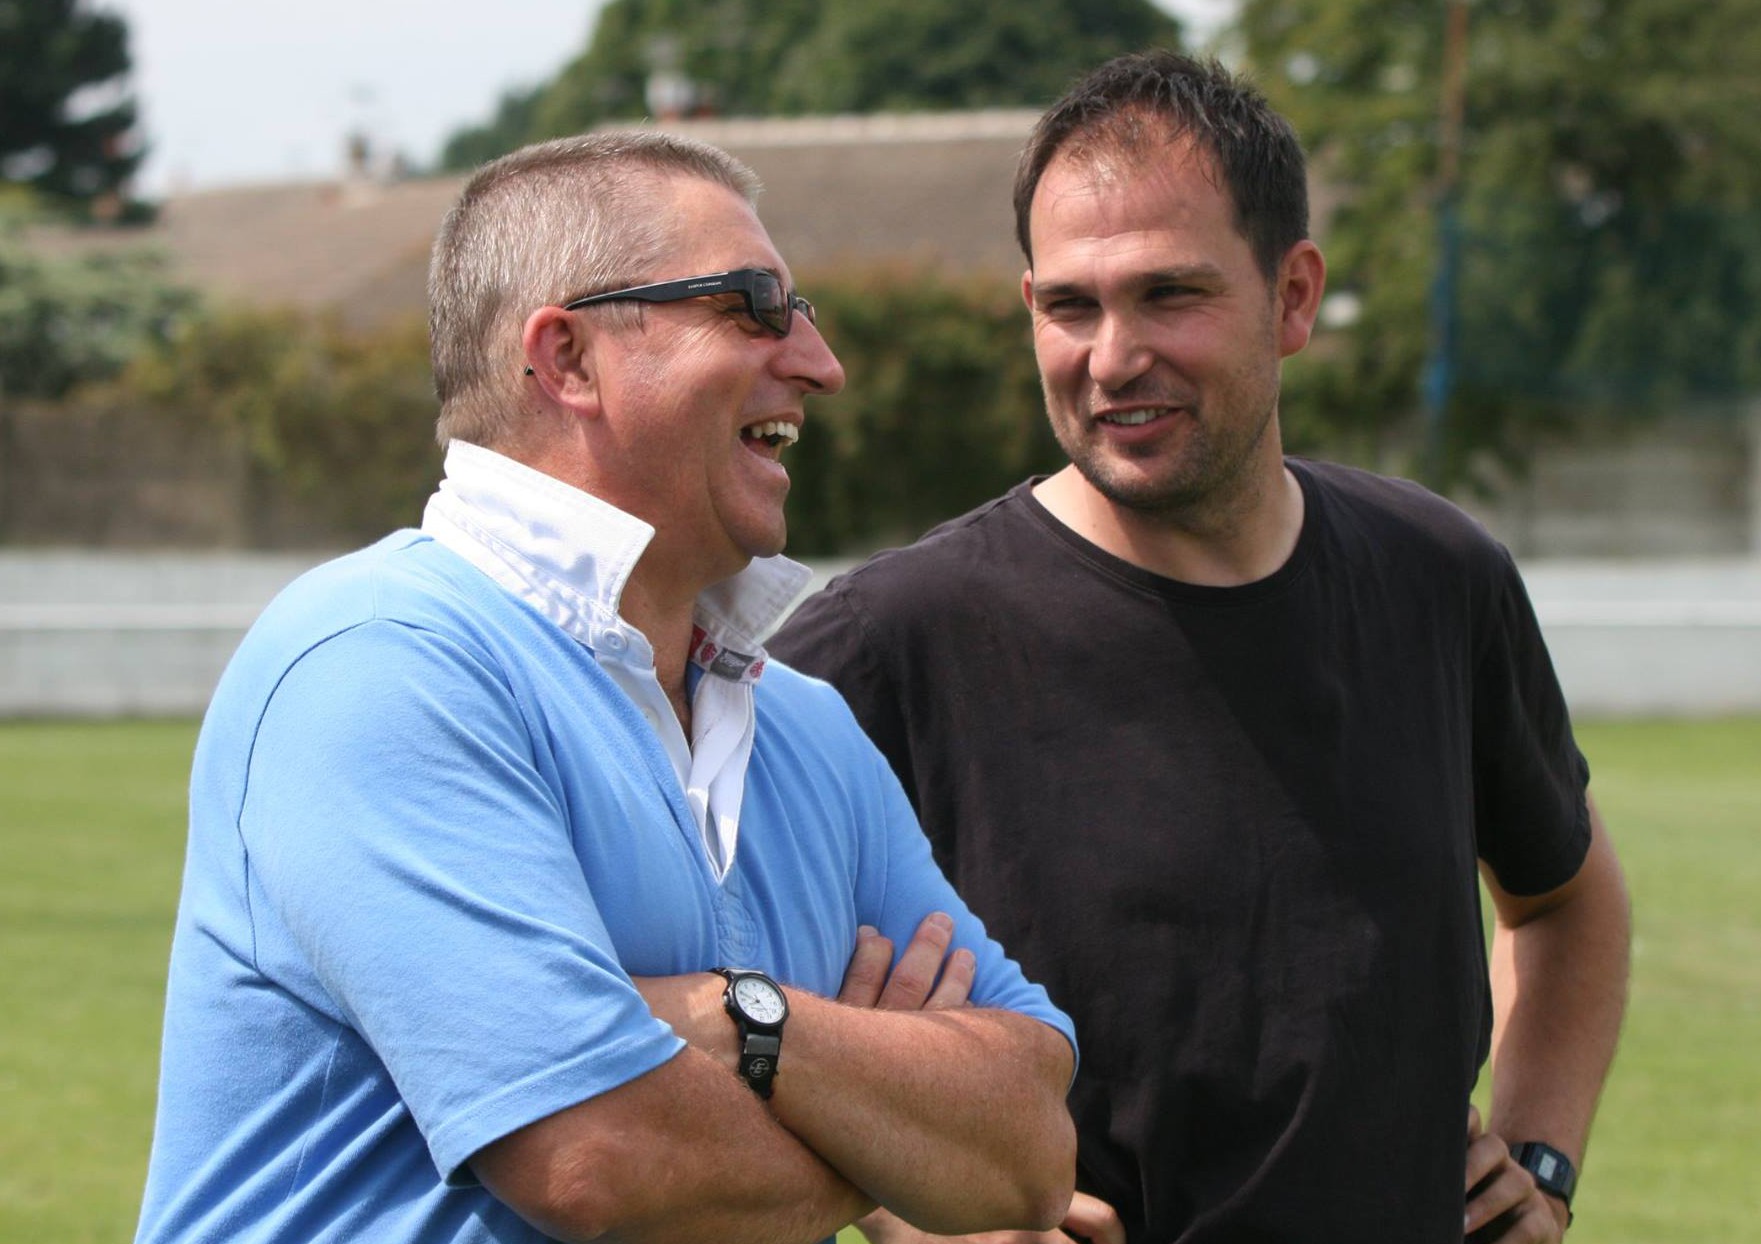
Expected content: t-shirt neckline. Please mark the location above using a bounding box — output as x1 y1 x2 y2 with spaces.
1012 459 1322 606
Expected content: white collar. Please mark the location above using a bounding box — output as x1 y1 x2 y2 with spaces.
420 440 811 681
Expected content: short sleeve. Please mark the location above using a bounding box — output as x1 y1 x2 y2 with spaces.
1471 549 1592 895
239 619 684 1181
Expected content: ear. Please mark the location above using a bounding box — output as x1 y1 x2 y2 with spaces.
1274 240 1327 358
1020 268 1036 315
520 305 602 416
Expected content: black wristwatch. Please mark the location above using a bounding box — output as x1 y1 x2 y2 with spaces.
1510 1141 1577 1225
714 968 788 1099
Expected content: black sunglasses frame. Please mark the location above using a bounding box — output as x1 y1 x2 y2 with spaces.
562 268 815 338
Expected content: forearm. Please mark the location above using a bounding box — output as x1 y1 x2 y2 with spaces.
1487 801 1631 1160
473 1046 872 1244
772 995 1075 1235
637 945 1076 1237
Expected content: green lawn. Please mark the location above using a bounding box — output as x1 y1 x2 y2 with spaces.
1566 719 1761 1241
0 719 195 1244
2 717 1757 1241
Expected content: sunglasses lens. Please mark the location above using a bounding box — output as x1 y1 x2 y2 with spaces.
793 296 816 326
750 274 790 334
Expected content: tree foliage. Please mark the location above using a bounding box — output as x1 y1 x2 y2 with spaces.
91 270 1055 553
1236 0 1761 484
442 0 1180 168
785 264 1061 555
0 0 145 218
118 306 442 541
0 205 195 401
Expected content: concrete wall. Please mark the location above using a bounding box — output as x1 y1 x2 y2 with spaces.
0 552 325 717
4 551 1758 721
1462 409 1760 559
1520 559 1761 718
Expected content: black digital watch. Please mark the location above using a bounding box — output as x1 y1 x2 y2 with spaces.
1510 1141 1578 1226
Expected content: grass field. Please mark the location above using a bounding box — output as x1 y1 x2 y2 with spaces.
2 716 1757 1241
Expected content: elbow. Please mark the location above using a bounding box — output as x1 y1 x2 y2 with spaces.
475 1149 618 1244
946 1100 1078 1235
1021 1108 1080 1231
987 1033 1080 1232
1022 1038 1081 1230
475 1138 676 1244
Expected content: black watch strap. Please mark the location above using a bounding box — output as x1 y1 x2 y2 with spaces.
1510 1141 1577 1224
736 1031 782 1099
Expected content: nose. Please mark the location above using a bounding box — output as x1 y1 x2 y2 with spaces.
782 314 847 396
1088 309 1153 393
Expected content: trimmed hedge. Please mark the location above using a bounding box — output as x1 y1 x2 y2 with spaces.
110 266 1067 553
785 264 1063 555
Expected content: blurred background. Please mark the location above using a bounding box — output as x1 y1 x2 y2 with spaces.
2 0 1758 1239
4 0 1759 717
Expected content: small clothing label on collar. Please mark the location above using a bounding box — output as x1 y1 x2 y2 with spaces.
691 625 766 684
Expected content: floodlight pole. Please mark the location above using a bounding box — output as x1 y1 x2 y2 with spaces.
1420 0 1469 490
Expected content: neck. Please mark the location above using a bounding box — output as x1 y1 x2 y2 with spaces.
620 555 701 679
1035 456 1305 587
618 567 701 735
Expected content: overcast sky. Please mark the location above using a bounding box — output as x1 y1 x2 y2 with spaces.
104 0 1236 196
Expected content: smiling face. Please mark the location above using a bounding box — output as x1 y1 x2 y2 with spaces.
1024 136 1319 527
585 175 845 589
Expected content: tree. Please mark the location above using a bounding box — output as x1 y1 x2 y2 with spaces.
785 263 1062 554
1235 0 1761 485
117 305 442 542
0 0 144 218
0 199 196 541
0 207 195 400
441 0 1181 168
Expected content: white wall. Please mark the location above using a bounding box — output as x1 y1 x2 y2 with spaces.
1520 559 1761 718
2 551 1758 720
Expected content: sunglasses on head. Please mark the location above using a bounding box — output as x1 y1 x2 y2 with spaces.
563 268 816 338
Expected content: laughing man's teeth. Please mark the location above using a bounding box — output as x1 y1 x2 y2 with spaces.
1101 409 1161 426
745 421 800 447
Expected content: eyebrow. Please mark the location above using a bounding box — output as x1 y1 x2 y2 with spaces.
1031 263 1227 301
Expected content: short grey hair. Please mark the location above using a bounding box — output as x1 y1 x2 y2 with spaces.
429 130 762 449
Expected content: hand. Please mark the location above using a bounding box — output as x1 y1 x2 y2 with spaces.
1465 1106 1569 1242
838 913 976 1011
856 1191 1124 1244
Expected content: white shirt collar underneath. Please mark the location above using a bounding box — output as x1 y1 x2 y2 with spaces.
419 439 810 672
419 439 811 880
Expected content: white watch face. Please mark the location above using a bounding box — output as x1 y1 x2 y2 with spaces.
733 976 786 1024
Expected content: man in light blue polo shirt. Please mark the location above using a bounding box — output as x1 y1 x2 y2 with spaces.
135 131 1078 1244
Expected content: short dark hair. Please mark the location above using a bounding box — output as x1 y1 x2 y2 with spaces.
1013 49 1309 279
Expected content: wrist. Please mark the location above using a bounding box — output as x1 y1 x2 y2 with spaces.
715 967 789 1099
1510 1141 1577 1230
1542 1190 1572 1233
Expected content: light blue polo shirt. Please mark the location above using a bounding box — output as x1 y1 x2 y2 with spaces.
135 455 1073 1244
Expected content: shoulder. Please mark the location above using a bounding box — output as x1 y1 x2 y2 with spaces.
260 531 509 641
800 483 1046 619
219 532 521 704
753 659 866 731
1297 458 1510 573
751 659 899 783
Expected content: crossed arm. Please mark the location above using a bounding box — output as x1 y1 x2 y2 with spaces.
471 916 1077 1244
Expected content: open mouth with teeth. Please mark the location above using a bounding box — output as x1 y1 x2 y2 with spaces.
741 420 800 453
1098 409 1166 426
